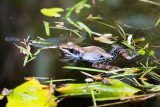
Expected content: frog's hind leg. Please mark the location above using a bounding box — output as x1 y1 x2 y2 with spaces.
117 46 139 60
92 63 120 70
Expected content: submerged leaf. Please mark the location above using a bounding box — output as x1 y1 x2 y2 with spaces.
40 8 64 17
56 79 140 99
6 78 57 107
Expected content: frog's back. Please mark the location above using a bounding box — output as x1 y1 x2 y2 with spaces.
83 46 113 58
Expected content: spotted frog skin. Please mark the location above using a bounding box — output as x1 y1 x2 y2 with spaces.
59 42 139 69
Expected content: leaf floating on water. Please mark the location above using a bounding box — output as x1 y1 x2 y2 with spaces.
6 78 57 107
155 16 160 27
75 3 91 14
50 26 82 38
133 37 145 43
56 79 141 99
121 41 134 49
86 14 103 20
93 34 116 44
149 50 155 56
138 49 146 55
40 8 64 17
65 0 88 18
43 21 50 37
77 21 92 37
23 55 29 67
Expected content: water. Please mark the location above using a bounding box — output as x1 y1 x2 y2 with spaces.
1 0 160 106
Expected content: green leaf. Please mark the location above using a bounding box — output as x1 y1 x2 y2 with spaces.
141 80 153 87
91 89 97 106
6 78 57 107
149 85 160 92
66 17 81 29
77 21 92 36
34 49 41 56
138 49 145 55
19 46 33 58
43 21 50 37
32 41 52 45
75 3 91 13
63 66 116 74
83 4 91 8
50 26 82 38
26 57 36 64
87 14 103 20
149 50 155 56
40 8 64 17
56 80 140 98
155 16 160 27
121 41 134 49
133 37 145 43
63 66 138 75
65 0 87 18
23 55 29 67
44 79 75 83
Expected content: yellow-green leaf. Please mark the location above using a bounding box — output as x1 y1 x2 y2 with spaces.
6 78 57 107
121 41 134 49
43 21 50 37
77 21 92 36
56 79 140 98
149 50 154 56
155 16 160 27
133 37 145 43
138 49 145 55
41 8 64 17
94 34 116 44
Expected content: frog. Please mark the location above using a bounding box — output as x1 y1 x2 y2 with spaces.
59 42 139 69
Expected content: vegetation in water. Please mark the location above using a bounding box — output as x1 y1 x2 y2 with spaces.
2 0 160 107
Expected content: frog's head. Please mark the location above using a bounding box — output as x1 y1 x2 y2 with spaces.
59 42 82 55
59 42 74 52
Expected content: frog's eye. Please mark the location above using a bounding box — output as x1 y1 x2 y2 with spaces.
100 55 104 58
61 47 67 49
69 48 74 53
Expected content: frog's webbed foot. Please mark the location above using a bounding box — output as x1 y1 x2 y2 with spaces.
92 63 120 70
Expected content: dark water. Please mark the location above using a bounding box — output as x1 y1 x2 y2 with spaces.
1 0 160 106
